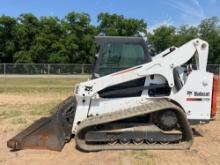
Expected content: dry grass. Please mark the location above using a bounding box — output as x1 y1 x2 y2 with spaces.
0 91 71 131
0 77 86 132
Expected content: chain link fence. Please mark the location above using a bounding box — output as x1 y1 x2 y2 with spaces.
0 63 93 75
0 64 93 89
0 63 219 89
0 63 219 75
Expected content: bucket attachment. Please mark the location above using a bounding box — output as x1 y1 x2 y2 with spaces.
7 96 77 151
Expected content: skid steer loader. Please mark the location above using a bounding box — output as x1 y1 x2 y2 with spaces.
7 36 219 152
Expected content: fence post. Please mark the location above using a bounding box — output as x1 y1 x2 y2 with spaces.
47 64 50 90
3 63 6 80
48 64 50 75
81 64 84 74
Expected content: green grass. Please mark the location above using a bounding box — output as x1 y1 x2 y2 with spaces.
0 76 88 97
0 77 87 91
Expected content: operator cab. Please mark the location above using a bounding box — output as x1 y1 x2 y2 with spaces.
93 36 151 78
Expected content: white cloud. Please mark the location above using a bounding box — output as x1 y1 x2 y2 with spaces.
168 0 205 23
191 0 200 8
149 0 206 32
148 17 174 33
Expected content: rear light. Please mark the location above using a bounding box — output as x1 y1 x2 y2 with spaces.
211 75 219 118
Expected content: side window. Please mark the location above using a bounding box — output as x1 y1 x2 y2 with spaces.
100 43 122 66
118 44 145 67
98 77 146 98
99 43 145 76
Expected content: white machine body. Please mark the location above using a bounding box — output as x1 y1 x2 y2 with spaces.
72 39 215 133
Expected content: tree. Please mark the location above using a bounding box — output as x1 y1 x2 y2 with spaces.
198 17 220 63
13 13 40 63
0 12 219 64
14 50 33 63
32 16 65 63
147 26 176 54
62 12 96 64
97 12 147 36
0 15 17 63
175 25 198 46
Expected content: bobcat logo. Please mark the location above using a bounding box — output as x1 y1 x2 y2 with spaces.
187 91 193 96
187 91 210 97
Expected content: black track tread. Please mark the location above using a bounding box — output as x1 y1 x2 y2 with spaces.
75 99 193 152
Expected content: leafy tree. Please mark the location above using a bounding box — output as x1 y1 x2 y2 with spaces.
147 26 176 54
14 50 33 63
198 17 220 63
14 13 40 63
175 25 199 46
97 12 147 36
0 12 219 65
63 12 96 64
33 16 64 63
0 15 17 63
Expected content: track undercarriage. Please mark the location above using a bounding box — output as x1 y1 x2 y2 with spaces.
75 99 193 151
85 124 182 145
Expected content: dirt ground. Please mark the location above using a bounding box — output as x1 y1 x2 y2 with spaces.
0 91 220 165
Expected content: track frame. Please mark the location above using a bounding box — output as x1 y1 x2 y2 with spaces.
75 99 193 151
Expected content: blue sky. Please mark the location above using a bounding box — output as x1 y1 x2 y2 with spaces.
0 0 219 31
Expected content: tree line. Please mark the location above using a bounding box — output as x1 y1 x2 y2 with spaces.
0 12 219 64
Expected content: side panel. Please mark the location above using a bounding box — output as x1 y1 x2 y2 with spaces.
88 75 167 116
88 97 148 116
171 71 213 120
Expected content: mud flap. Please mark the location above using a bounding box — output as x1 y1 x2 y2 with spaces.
7 96 77 151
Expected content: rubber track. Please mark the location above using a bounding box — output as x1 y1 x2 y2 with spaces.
75 99 193 152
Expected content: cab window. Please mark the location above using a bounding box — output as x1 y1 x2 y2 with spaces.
99 43 145 76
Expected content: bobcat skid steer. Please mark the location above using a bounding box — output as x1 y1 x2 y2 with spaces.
7 36 219 152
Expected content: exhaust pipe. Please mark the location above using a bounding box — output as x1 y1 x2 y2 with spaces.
7 96 77 151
